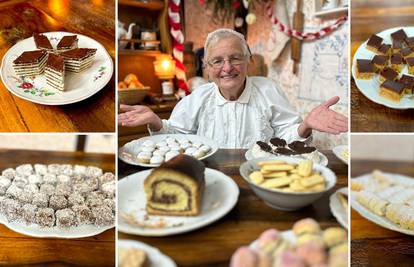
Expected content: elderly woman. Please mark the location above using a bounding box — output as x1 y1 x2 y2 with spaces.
118 28 347 148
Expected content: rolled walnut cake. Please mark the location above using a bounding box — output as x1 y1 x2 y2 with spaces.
144 154 205 216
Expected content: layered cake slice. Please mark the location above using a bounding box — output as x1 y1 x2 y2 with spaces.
406 57 414 75
379 67 399 83
13 50 48 76
45 53 65 91
377 44 392 57
366 34 383 53
144 154 205 216
355 59 375 80
399 74 414 94
57 35 78 52
379 79 405 102
371 55 387 72
390 53 403 72
60 48 97 72
33 33 53 51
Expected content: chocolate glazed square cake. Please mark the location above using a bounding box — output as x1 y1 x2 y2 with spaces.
57 35 78 52
33 33 53 51
45 53 65 91
144 154 205 216
60 48 97 73
13 50 48 76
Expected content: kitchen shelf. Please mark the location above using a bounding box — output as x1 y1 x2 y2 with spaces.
118 49 161 56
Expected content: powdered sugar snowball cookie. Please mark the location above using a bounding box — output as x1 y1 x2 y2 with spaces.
34 164 48 175
17 190 33 204
12 175 28 188
49 194 68 210
192 149 206 159
176 138 189 145
2 168 16 180
0 177 11 195
184 147 198 156
169 144 182 153
56 208 76 228
101 180 115 197
40 183 55 196
85 177 99 191
68 192 85 207
22 203 37 224
58 164 73 176
43 173 57 185
6 183 23 199
165 151 180 161
48 164 60 174
28 174 42 185
124 143 141 155
72 204 93 225
99 172 115 184
92 205 114 226
55 183 72 197
32 192 49 208
142 140 155 148
85 166 103 178
16 164 33 177
74 165 87 176
137 152 151 164
165 137 176 144
35 207 55 227
150 155 164 165
3 198 22 221
86 192 105 208
57 174 71 184
167 141 179 148
155 141 167 148
23 184 39 195
103 198 115 212
199 145 211 154
153 149 167 157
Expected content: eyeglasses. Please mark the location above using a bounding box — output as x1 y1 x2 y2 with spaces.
206 56 247 69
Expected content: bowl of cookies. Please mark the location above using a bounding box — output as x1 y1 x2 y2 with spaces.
239 157 337 211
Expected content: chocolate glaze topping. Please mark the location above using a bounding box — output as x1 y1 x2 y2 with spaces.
367 34 383 48
380 67 399 80
46 53 64 72
57 35 78 49
13 50 47 64
372 55 387 65
33 33 53 49
381 80 404 94
406 57 414 67
357 59 374 73
391 29 408 41
391 53 403 64
60 48 97 60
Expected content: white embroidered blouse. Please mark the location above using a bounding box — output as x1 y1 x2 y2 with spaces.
150 76 308 148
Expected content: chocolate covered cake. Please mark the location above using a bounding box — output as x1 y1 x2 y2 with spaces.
13 50 48 76
380 79 405 102
60 48 97 72
33 33 53 51
144 154 205 216
356 59 375 79
57 35 78 52
45 53 65 91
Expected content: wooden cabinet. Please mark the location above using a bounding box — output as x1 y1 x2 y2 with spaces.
118 0 172 95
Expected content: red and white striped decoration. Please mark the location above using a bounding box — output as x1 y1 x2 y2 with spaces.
168 0 190 95
265 2 347 41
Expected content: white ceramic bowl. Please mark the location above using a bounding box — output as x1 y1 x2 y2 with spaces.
239 156 337 211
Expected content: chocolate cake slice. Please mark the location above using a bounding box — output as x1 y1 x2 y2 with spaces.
57 35 78 52
356 59 375 80
399 74 414 94
379 80 404 102
60 48 97 72
13 50 48 76
366 34 383 52
33 33 53 51
45 53 65 91
144 154 205 216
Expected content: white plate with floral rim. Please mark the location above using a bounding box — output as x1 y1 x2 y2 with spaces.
352 26 414 109
332 145 348 165
118 240 177 267
329 187 348 229
119 134 219 168
0 31 113 105
0 213 114 238
118 168 239 236
351 172 414 235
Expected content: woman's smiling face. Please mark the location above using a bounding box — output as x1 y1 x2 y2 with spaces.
205 36 249 95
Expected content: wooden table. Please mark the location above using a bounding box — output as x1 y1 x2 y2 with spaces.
351 1 414 132
118 149 348 267
0 149 115 266
351 160 414 266
0 1 115 132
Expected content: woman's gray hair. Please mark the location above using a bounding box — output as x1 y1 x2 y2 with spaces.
204 28 251 60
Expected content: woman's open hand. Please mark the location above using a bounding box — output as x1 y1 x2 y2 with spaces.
300 96 348 136
118 104 162 131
